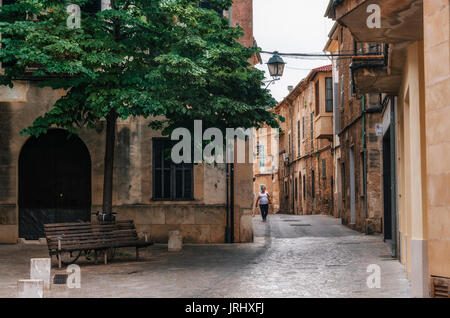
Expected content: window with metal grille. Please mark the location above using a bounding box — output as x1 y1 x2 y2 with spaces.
325 77 333 112
153 139 193 201
368 43 382 55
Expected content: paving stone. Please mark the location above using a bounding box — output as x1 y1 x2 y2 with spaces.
0 214 410 298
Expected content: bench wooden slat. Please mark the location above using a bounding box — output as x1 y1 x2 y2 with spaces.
44 223 134 231
48 235 139 247
44 219 153 267
46 230 137 240
44 220 133 228
48 240 153 255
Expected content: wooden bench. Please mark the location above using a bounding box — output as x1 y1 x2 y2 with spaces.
44 220 153 268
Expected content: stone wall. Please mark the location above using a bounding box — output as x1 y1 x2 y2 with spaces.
334 25 383 233
0 82 252 243
275 69 335 216
423 0 450 280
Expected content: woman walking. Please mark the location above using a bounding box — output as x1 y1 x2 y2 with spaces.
255 185 271 222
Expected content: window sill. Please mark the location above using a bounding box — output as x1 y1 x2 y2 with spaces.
151 199 195 203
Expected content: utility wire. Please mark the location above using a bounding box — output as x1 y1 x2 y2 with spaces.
261 50 359 57
260 50 383 61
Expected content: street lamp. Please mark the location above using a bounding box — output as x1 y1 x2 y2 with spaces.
265 51 286 88
267 51 286 79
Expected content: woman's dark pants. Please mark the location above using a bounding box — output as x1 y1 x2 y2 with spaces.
259 204 269 220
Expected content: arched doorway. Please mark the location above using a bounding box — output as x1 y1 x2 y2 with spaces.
19 129 91 239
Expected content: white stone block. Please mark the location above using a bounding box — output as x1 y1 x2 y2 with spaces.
168 231 182 252
17 279 44 298
30 258 51 290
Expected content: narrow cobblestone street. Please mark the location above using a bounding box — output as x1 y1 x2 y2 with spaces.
0 214 410 298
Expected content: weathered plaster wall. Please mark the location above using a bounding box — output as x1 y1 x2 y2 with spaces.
397 41 429 296
0 82 254 244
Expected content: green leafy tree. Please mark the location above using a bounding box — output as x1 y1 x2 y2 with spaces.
0 0 280 214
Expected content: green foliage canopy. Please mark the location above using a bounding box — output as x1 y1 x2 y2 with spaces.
0 0 280 137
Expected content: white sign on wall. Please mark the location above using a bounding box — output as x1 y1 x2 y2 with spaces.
375 124 383 136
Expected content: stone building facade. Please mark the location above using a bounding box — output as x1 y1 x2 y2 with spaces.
275 66 335 216
0 0 257 244
325 0 450 298
324 25 384 233
253 126 280 215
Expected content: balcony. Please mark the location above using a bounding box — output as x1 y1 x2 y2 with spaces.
314 114 333 140
329 0 423 44
350 43 405 95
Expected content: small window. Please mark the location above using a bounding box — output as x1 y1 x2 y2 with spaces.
325 77 333 112
340 75 344 107
302 116 305 139
315 81 320 115
153 139 193 201
311 170 315 199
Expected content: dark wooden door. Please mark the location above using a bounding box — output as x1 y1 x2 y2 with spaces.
19 129 91 239
383 128 392 241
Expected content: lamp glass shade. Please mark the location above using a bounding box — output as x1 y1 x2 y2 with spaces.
267 52 286 78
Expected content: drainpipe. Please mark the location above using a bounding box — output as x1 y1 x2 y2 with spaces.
390 99 397 258
362 95 368 222
225 162 235 243
225 163 230 243
230 162 235 243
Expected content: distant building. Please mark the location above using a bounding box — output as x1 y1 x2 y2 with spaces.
324 24 384 234
275 65 334 216
253 126 280 215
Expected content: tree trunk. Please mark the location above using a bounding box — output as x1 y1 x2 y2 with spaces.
102 112 117 215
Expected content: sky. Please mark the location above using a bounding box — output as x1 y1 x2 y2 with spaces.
253 0 335 102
